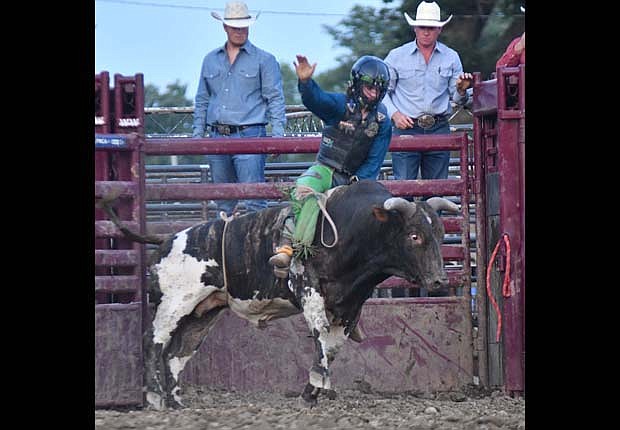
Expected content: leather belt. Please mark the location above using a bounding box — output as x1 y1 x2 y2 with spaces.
410 114 448 130
208 123 266 136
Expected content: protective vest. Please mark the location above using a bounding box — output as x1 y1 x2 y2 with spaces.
316 102 381 176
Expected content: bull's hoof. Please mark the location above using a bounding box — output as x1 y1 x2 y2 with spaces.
298 394 318 408
145 391 165 411
145 391 183 410
322 388 337 400
165 395 185 409
300 383 320 408
297 395 317 408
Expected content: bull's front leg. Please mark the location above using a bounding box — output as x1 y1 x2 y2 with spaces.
299 285 348 406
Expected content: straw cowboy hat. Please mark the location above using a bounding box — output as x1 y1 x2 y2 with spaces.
404 1 452 27
211 1 260 28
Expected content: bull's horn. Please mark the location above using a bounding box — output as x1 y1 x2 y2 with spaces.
426 197 460 214
384 197 416 218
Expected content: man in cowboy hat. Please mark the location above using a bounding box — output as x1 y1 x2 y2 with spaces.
383 1 471 298
192 1 286 216
383 1 471 184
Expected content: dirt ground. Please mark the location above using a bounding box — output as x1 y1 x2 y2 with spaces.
95 384 524 429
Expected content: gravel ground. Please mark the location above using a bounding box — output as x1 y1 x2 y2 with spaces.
95 384 525 429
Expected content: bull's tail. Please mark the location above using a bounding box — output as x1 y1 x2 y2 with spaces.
97 196 164 245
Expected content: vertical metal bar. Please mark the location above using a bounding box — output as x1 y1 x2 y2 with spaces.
472 72 489 388
130 135 145 305
95 72 110 134
459 132 471 300
113 73 145 135
95 72 112 300
496 66 525 394
518 66 526 392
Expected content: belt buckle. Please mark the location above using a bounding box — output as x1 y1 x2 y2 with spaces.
216 124 231 135
417 114 435 129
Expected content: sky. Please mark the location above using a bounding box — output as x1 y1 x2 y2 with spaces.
95 0 391 100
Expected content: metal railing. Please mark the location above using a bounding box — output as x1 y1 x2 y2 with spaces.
144 104 472 138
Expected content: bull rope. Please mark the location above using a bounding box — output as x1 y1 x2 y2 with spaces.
219 211 236 293
295 185 338 248
485 233 512 342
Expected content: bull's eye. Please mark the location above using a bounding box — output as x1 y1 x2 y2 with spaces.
410 233 422 244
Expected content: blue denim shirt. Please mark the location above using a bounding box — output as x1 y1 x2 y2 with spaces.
192 40 286 137
298 79 392 181
383 40 468 119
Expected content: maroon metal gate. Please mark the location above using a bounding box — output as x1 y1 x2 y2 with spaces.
95 73 147 407
472 65 525 395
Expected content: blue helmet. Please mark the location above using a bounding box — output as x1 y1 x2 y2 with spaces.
348 55 390 110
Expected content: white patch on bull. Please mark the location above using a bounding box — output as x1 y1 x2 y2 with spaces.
228 296 300 327
302 288 329 336
146 392 164 410
290 258 304 276
169 355 192 382
309 367 331 390
171 385 184 406
321 325 346 365
301 288 347 369
151 229 223 346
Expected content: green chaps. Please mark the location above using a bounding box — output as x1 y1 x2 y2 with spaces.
290 164 333 257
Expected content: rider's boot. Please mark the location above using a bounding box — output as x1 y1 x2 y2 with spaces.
268 217 295 278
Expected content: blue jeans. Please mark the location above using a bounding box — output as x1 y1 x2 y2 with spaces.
207 125 267 215
391 120 451 180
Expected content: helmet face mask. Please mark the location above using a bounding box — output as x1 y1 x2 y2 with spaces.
348 55 390 110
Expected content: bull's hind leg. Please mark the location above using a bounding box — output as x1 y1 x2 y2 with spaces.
144 325 169 410
300 287 348 406
164 306 226 407
145 306 225 409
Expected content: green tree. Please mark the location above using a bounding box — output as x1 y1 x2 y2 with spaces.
280 62 302 105
145 80 192 108
144 80 197 164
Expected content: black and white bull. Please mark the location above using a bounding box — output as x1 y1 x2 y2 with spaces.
142 180 457 409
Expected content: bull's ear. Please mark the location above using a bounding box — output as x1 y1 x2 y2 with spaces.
372 206 390 222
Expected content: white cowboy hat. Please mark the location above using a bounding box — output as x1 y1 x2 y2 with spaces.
404 1 452 28
211 1 260 28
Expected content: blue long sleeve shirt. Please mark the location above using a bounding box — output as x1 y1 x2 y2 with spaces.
192 40 286 137
383 40 468 119
298 79 392 181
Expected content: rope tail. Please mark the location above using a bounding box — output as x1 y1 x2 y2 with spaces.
97 197 163 245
